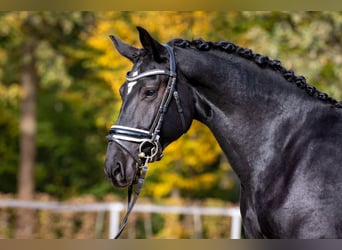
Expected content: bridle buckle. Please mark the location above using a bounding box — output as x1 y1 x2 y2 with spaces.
138 138 161 162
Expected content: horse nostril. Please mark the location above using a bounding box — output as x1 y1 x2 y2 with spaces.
113 160 124 178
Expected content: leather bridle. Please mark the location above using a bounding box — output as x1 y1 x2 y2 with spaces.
106 44 186 162
106 44 185 238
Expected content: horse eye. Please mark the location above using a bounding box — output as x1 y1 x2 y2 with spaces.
145 89 157 97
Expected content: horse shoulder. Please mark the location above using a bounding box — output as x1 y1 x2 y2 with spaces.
243 108 342 238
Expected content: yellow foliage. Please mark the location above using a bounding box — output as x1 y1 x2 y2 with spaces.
145 121 224 198
0 84 21 102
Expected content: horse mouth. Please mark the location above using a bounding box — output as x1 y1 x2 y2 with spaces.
109 175 131 188
111 178 129 188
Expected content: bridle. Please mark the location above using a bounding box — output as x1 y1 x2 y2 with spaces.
106 44 186 238
107 44 186 162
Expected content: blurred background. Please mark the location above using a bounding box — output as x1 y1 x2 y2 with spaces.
0 11 342 239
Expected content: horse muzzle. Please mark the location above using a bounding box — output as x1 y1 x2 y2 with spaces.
104 129 163 188
104 142 138 188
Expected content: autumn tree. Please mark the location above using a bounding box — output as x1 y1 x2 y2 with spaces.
0 11 97 238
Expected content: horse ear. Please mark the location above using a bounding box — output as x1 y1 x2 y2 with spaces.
109 35 140 62
137 26 166 63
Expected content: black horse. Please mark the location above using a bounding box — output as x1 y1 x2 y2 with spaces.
104 26 342 238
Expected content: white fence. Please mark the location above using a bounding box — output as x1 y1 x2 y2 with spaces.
0 199 241 239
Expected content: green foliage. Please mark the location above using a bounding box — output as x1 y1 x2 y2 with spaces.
1 11 342 202
0 11 112 198
0 84 20 192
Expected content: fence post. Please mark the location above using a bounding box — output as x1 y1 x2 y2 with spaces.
193 209 202 238
230 209 242 239
108 202 124 239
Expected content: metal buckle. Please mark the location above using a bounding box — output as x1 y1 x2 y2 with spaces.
138 138 160 161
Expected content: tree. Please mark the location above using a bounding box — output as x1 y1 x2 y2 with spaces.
0 11 98 238
16 34 39 238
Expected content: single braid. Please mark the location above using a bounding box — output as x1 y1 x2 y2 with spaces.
171 38 341 108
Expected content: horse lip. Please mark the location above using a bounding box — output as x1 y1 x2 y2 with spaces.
110 178 128 188
109 173 130 188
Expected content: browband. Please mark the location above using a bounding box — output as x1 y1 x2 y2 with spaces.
126 69 175 82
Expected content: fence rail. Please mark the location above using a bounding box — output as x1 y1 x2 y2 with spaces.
0 199 241 239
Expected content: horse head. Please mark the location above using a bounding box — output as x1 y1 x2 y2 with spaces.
104 27 194 187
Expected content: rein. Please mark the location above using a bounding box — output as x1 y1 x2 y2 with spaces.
106 44 185 238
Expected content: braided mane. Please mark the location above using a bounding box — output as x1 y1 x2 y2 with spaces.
170 38 342 108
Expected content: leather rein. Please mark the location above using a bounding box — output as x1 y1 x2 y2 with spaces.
106 44 185 238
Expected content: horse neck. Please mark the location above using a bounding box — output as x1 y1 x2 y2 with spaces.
176 47 319 184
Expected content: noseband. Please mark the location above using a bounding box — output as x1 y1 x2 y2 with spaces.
106 44 186 238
